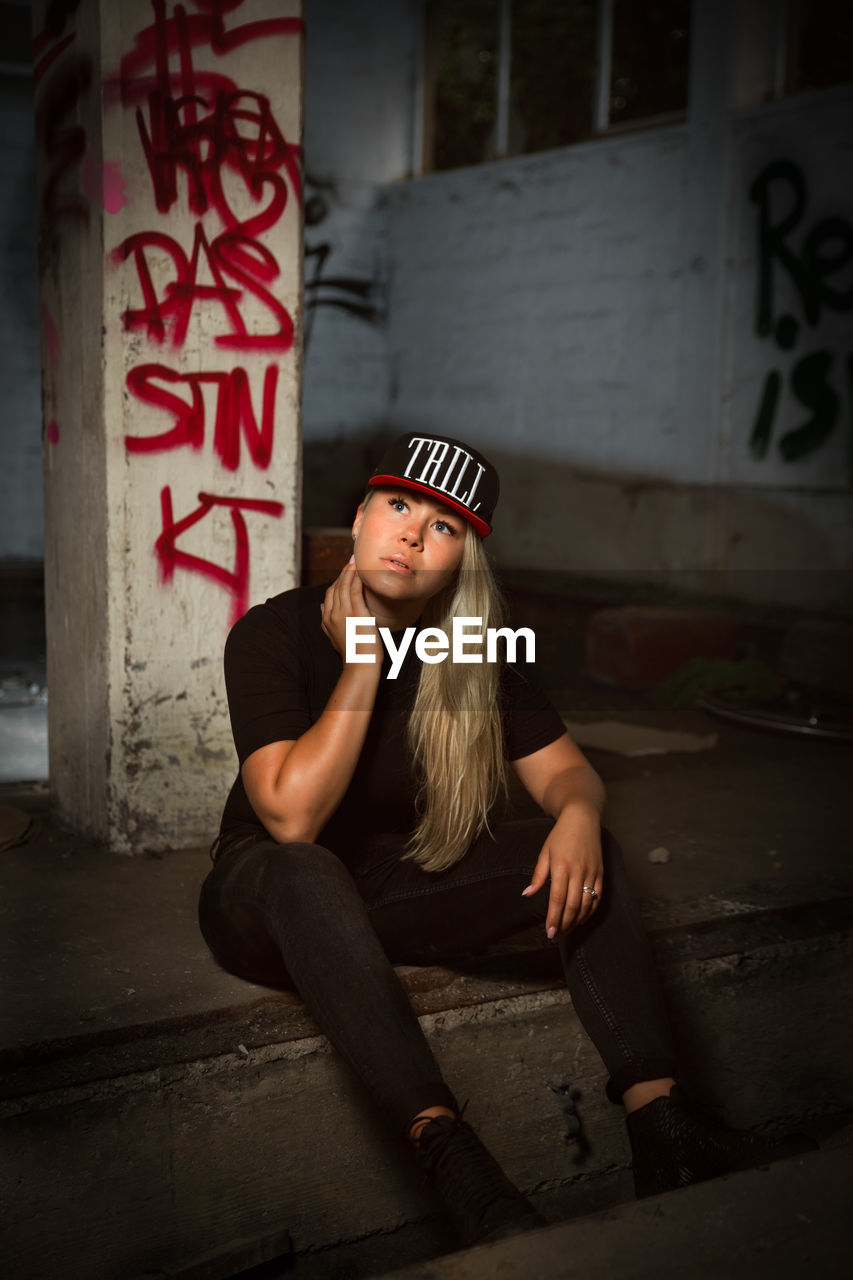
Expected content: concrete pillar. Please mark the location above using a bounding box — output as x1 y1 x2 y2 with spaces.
33 0 304 852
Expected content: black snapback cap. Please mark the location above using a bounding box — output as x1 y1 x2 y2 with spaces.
369 433 499 537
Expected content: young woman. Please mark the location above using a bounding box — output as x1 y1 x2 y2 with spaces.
199 433 808 1248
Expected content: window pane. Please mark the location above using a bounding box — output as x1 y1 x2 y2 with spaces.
610 0 691 126
510 0 597 154
426 0 500 172
787 0 853 94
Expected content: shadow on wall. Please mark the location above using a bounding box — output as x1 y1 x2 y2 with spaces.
302 430 396 528
303 436 851 614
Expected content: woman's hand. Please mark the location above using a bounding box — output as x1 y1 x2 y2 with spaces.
511 733 607 938
523 802 604 936
320 556 378 664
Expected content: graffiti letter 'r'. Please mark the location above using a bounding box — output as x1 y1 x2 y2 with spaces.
748 160 853 476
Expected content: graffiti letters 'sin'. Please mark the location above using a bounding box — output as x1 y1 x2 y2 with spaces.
749 160 852 474
155 487 285 625
125 363 278 470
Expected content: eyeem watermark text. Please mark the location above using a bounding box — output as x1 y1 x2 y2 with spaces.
346 617 536 679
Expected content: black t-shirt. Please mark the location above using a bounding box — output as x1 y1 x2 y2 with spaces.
220 583 566 853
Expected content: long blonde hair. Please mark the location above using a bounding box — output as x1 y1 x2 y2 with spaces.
357 489 508 872
405 525 509 873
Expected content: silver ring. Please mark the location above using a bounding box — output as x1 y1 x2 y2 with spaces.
582 886 599 898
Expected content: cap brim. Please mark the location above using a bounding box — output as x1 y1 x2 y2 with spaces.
369 475 491 537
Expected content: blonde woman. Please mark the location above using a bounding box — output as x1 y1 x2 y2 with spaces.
199 433 809 1247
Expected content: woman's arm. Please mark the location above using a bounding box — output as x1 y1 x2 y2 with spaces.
511 732 606 938
241 561 382 844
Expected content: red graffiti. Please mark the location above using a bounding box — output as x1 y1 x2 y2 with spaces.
115 222 293 350
155 486 284 624
116 0 302 230
113 3 302 622
125 362 278 470
140 89 298 236
119 0 304 94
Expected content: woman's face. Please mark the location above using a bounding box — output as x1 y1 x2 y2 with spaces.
352 487 467 609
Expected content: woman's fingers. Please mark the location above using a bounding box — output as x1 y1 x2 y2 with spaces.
570 872 602 930
548 849 603 937
577 861 604 927
321 570 347 633
321 557 372 656
521 846 550 898
329 559 370 624
570 855 602 927
547 868 571 938
556 866 597 935
339 559 368 616
524 832 604 940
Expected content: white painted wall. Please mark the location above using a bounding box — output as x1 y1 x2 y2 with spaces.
386 129 690 474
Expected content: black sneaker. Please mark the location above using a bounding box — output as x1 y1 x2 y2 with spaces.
628 1086 818 1198
415 1114 546 1246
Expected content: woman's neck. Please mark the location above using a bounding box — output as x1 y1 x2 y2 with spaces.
362 586 424 632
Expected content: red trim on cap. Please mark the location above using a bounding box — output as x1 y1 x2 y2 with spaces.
369 475 492 537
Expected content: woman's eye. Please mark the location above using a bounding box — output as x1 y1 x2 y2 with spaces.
389 497 408 512
434 520 456 536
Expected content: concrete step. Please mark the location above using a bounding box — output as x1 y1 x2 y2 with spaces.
377 1141 853 1280
2 883 851 1280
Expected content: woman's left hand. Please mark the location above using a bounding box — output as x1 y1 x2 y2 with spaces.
522 802 603 937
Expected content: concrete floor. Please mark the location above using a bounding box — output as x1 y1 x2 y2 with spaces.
0 675 47 783
377 1141 853 1280
0 578 47 783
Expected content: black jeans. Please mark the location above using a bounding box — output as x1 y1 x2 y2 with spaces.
198 820 676 1134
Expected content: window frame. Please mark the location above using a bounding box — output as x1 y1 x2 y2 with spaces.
415 0 693 176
